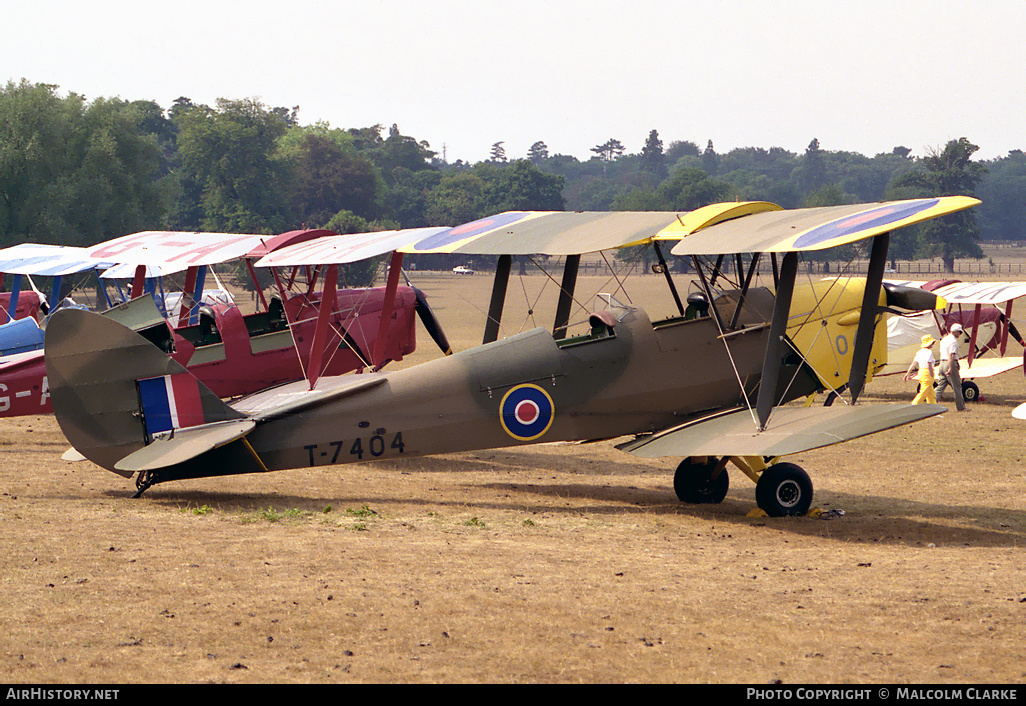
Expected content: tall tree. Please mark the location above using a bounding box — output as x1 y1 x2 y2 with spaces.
490 141 507 162
656 167 731 210
171 97 293 233
639 129 667 180
701 140 718 176
666 140 700 161
0 81 164 246
797 138 828 199
891 137 986 270
279 126 384 226
977 150 1026 241
527 141 549 164
591 138 625 162
486 160 565 212
425 170 488 226
372 124 436 183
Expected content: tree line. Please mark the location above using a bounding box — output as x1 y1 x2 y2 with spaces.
2 79 1021 274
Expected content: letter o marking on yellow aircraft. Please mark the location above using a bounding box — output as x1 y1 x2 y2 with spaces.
500 383 555 441
836 334 849 355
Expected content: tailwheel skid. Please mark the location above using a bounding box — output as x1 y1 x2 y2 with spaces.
133 470 155 498
673 455 814 517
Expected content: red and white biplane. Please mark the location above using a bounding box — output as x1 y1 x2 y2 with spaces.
883 279 1026 401
0 228 446 416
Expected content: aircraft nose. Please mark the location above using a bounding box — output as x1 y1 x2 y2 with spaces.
882 283 946 311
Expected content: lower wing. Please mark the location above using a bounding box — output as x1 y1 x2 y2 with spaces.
619 404 946 459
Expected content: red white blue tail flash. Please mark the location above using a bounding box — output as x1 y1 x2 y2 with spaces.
139 374 205 435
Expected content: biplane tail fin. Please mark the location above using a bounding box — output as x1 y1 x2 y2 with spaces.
45 308 247 477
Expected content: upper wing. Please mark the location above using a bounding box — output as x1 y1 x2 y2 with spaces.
248 198 978 261
253 227 449 267
85 231 272 272
927 281 1026 306
669 197 980 255
887 280 1026 306
653 201 783 239
401 211 687 256
0 243 115 276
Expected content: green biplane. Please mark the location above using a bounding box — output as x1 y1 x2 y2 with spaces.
45 197 978 516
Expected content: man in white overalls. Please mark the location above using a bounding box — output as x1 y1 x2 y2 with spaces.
935 323 967 411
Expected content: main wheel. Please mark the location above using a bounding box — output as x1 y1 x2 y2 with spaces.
673 457 729 504
755 462 813 517
961 380 980 402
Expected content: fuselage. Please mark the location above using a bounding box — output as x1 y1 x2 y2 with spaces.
47 278 891 487
167 288 788 481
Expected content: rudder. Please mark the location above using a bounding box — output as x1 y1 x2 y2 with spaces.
45 308 245 476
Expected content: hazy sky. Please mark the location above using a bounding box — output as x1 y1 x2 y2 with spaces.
4 0 1023 163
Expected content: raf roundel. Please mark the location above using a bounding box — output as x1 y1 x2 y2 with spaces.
499 384 555 441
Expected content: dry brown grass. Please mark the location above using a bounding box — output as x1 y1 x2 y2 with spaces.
0 264 1024 684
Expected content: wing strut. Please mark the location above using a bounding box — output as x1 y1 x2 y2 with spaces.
372 250 405 369
848 233 889 403
1000 299 1013 356
179 265 198 326
729 254 762 330
653 241 684 315
483 254 512 344
691 255 727 333
552 254 580 340
46 275 62 315
130 264 146 300
967 303 982 367
244 258 270 312
709 254 726 287
305 262 338 390
755 251 798 430
5 274 20 323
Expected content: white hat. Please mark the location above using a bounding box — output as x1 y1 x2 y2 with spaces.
950 323 963 333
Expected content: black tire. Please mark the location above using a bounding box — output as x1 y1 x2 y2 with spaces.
961 380 980 403
673 458 729 504
755 462 813 517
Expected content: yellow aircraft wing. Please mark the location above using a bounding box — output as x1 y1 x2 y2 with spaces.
396 197 978 257
653 201 782 240
669 197 980 255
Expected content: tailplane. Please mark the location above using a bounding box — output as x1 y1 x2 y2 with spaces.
45 308 245 476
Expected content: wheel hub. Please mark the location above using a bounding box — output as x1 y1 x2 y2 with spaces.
776 479 802 508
